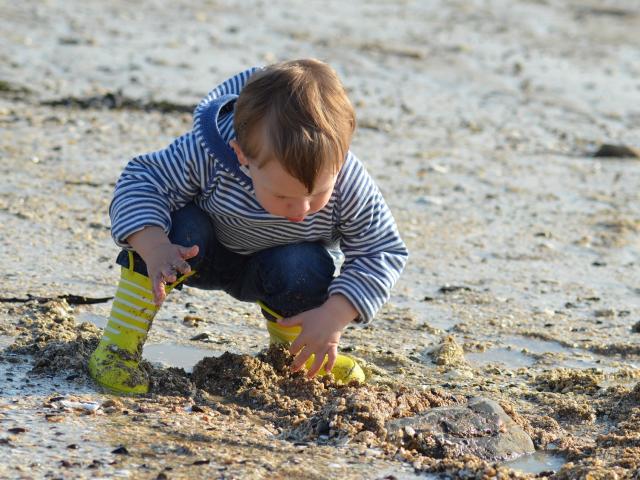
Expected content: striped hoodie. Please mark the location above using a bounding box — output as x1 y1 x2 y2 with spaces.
110 68 408 323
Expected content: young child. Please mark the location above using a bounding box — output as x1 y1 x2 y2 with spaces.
88 59 408 394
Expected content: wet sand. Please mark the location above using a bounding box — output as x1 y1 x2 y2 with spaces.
1 0 640 478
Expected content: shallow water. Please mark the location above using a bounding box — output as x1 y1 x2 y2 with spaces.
504 335 570 355
143 342 222 372
78 312 227 372
466 335 623 372
466 347 536 368
0 340 131 479
76 311 108 329
502 450 566 474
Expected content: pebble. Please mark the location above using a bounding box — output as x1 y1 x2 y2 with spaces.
111 446 129 455
593 144 640 158
59 400 101 413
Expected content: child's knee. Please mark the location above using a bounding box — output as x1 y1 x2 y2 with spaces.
168 203 215 265
260 243 335 293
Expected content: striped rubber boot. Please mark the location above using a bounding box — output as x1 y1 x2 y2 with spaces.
88 252 193 395
259 301 365 383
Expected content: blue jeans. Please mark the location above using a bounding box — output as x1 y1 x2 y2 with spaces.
116 203 336 317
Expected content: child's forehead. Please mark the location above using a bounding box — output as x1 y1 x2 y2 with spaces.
260 159 338 195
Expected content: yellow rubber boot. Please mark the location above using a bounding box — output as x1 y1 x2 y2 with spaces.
259 301 365 383
88 252 192 395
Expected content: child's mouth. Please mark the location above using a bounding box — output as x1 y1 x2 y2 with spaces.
286 216 305 222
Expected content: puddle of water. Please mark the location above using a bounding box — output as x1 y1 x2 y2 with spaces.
373 467 439 479
0 346 133 478
143 343 221 372
466 347 535 368
504 335 569 355
63 314 225 373
76 311 108 329
496 336 621 372
502 451 566 474
559 357 615 372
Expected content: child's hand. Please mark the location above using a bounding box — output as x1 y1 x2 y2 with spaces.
142 243 199 305
126 226 199 305
277 294 358 378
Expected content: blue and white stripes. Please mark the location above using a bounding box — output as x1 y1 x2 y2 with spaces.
110 68 408 323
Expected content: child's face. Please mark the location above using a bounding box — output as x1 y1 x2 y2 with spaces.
230 140 336 222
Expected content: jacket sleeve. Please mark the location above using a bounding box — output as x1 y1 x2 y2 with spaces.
328 153 408 324
109 131 213 248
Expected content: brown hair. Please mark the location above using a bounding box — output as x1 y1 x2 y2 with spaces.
234 59 356 192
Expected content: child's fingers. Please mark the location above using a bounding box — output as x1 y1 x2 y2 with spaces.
172 258 192 275
289 335 305 357
306 352 325 378
160 266 177 284
179 245 199 260
324 347 337 374
291 347 312 372
152 274 166 306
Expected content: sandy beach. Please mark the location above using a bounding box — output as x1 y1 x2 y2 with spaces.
1 0 640 478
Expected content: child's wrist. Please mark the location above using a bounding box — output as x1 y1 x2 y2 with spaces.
127 227 171 257
324 294 358 327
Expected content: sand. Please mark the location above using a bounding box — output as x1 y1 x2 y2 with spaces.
1 0 640 478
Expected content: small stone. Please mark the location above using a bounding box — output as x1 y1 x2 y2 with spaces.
45 415 64 423
190 332 211 341
111 446 129 455
430 336 467 367
439 285 471 294
183 315 204 327
105 399 125 410
593 144 640 158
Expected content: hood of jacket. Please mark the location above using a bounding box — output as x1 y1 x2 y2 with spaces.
193 93 253 188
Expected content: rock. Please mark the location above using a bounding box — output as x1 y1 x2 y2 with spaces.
111 446 129 455
430 336 467 367
438 285 472 294
386 397 534 461
594 308 616 318
592 144 640 158
183 315 204 327
190 332 211 341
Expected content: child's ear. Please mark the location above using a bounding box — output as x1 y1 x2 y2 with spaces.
230 140 249 167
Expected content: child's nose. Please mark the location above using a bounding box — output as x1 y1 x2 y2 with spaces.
289 199 311 216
